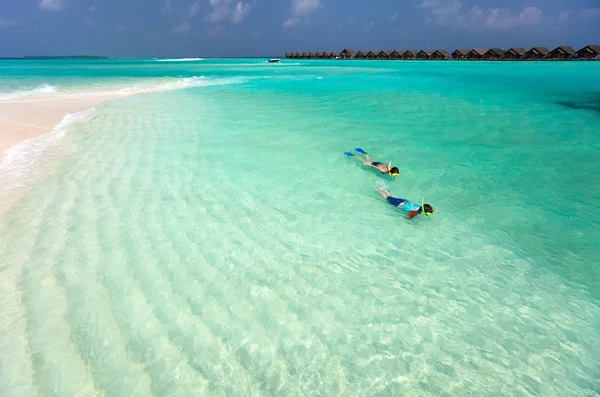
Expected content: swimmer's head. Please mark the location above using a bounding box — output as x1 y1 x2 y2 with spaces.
422 204 434 215
389 166 400 176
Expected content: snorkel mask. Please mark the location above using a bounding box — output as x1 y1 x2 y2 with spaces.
387 162 400 177
421 197 434 217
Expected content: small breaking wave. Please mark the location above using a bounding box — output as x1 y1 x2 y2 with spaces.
75 76 247 97
0 108 95 191
0 84 58 101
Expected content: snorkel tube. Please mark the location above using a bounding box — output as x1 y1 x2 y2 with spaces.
421 197 434 217
387 162 400 177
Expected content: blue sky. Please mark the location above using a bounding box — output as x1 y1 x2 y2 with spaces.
0 0 599 57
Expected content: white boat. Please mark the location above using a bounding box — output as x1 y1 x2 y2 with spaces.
267 58 281 63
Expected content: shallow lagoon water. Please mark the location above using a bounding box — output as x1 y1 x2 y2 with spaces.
0 59 599 396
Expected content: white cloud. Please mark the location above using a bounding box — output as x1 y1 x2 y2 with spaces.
581 8 600 19
173 21 191 33
558 10 570 22
283 17 300 27
207 0 250 23
39 0 64 11
390 14 398 21
282 0 322 28
417 0 543 29
364 21 375 32
291 0 321 16
232 2 250 23
485 7 542 29
189 1 200 17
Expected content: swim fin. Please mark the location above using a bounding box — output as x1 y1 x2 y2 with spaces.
355 148 367 154
344 152 354 156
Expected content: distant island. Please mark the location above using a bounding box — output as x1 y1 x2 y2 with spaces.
23 56 108 59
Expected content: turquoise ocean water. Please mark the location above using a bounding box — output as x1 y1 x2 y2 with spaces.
1 59 600 396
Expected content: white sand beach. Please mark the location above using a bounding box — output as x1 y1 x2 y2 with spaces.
0 92 129 164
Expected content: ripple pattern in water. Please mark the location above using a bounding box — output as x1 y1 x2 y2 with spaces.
1 61 600 396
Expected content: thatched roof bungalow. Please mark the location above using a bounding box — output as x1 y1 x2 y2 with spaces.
331 51 341 59
466 48 487 60
403 50 418 60
389 50 405 59
314 52 322 58
547 46 575 59
366 50 378 59
355 50 369 59
341 48 357 59
416 50 433 59
484 48 505 60
377 50 391 59
575 45 600 59
502 48 525 59
523 47 549 59
451 49 469 60
432 50 449 60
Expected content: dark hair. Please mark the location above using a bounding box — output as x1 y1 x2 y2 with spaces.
390 166 400 174
423 204 433 214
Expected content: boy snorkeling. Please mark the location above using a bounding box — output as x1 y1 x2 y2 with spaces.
374 186 437 219
344 148 400 177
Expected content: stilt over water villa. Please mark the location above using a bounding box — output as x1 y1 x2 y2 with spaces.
484 48 505 60
284 45 600 61
416 50 433 59
523 47 549 59
403 50 418 60
547 46 575 59
466 48 487 60
451 49 470 60
503 48 526 59
576 45 600 59
432 50 449 59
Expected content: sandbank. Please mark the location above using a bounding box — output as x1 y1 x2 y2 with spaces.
0 92 129 164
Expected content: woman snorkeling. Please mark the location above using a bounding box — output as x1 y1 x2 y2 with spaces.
344 148 400 177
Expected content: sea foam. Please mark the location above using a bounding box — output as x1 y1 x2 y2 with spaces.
0 108 95 190
0 84 58 101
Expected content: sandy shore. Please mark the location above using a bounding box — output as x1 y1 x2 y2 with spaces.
0 92 129 165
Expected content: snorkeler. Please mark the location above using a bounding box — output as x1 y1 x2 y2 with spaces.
374 186 437 219
344 148 400 177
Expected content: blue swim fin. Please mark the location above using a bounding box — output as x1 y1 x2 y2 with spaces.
344 152 354 156
355 148 367 154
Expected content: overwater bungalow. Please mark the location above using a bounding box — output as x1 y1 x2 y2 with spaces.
314 52 322 58
416 50 433 59
403 50 418 60
340 49 357 59
390 50 405 60
484 48 505 60
377 50 391 60
575 45 600 59
355 50 369 59
431 50 449 60
523 47 549 60
366 51 378 59
547 46 575 59
502 48 525 59
331 51 341 59
451 49 469 60
466 48 487 60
